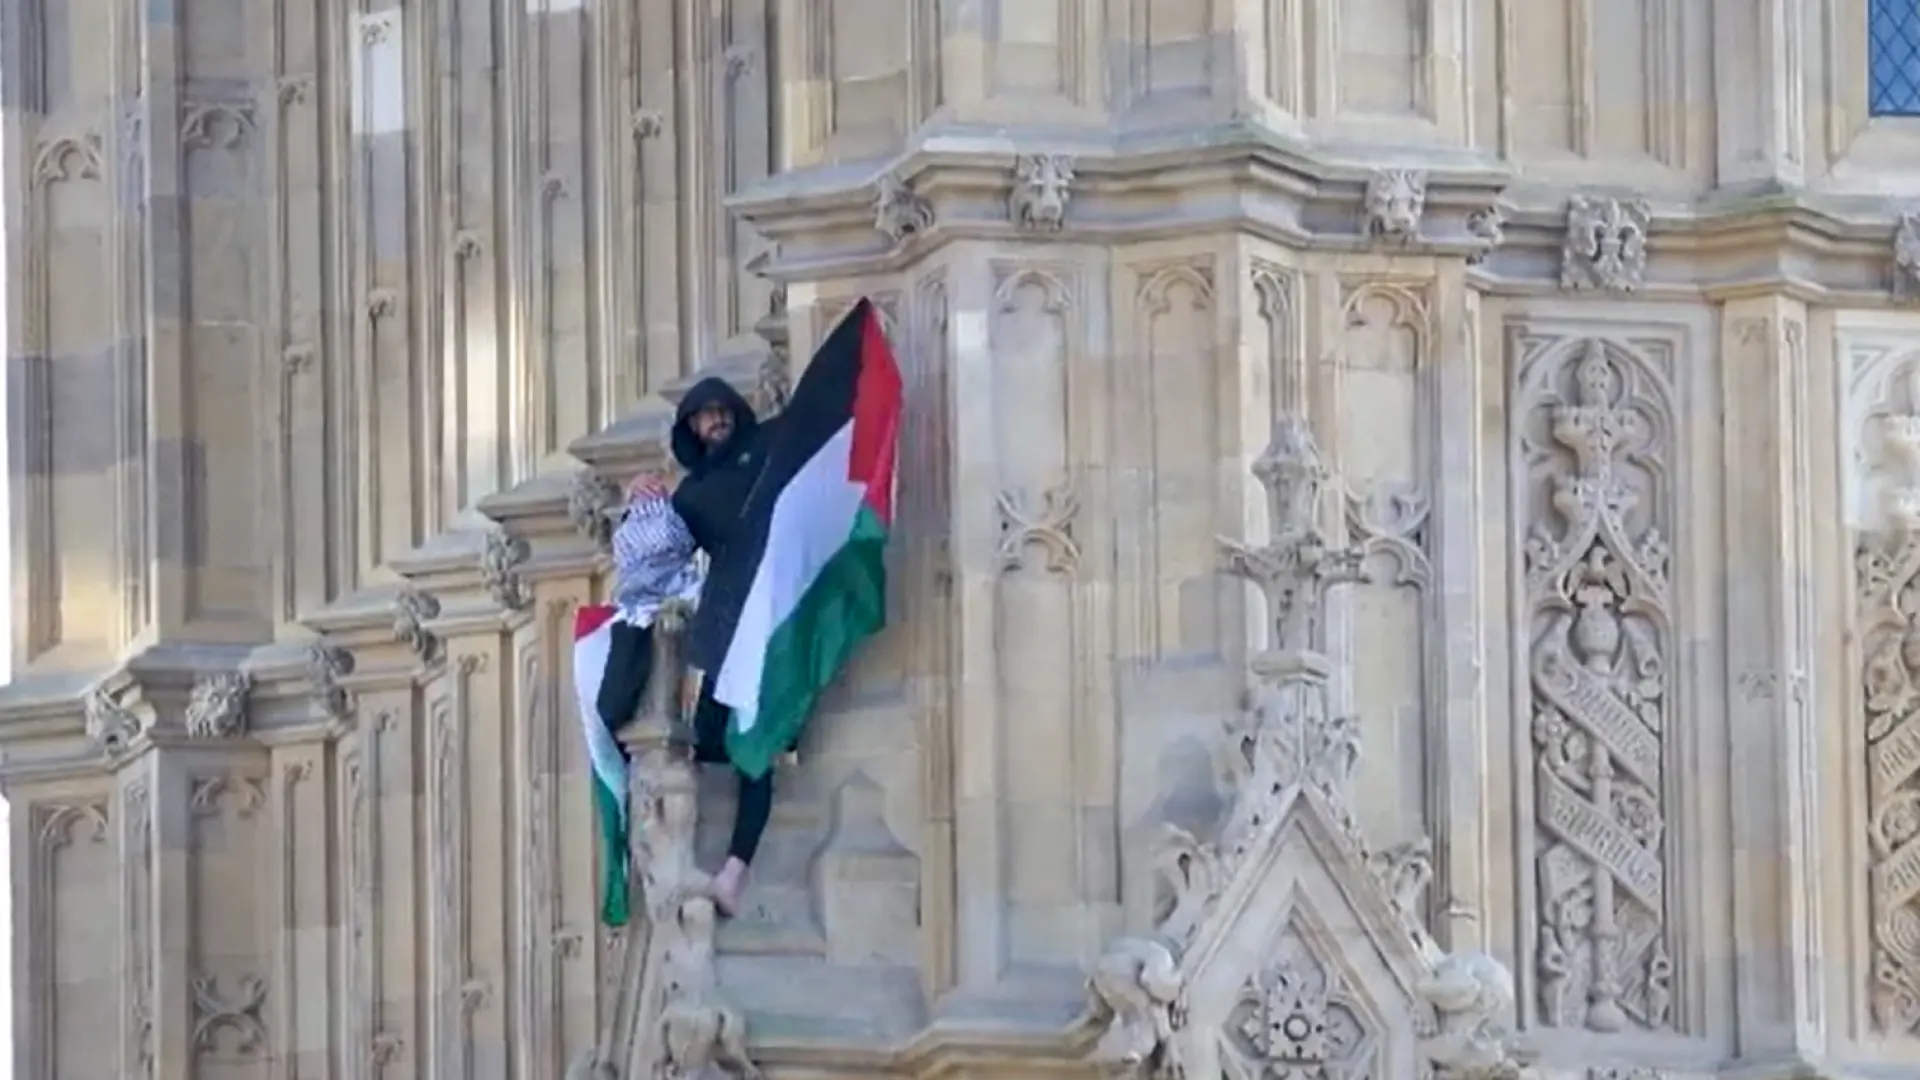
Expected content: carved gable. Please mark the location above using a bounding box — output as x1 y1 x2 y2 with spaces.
1086 416 1525 1080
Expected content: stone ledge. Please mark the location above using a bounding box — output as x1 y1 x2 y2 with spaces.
733 120 1916 305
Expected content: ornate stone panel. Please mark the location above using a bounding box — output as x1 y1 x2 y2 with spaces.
1846 324 1920 1041
1504 313 1721 1042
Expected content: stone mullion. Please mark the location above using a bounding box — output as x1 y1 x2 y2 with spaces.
1712 0 1804 187
148 753 196 1080
1426 269 1490 952
271 739 336 1079
140 0 192 640
1721 296 1826 1060
941 253 1010 991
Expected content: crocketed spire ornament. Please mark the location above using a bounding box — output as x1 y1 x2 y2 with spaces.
1220 415 1366 658
1084 412 1528 1080
1217 417 1369 823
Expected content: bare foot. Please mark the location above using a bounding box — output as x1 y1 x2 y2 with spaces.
710 857 749 918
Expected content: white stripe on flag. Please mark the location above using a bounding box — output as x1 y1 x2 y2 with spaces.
573 616 627 817
713 423 866 731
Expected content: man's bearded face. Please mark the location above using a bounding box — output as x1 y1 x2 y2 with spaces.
691 403 732 447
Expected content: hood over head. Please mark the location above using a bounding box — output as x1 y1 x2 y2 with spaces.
671 376 759 471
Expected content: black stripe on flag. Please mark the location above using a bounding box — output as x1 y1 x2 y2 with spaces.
688 298 878 674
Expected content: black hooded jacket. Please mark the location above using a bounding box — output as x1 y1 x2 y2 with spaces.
670 377 774 557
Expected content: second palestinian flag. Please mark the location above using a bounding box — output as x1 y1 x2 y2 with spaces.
697 298 903 780
572 604 631 926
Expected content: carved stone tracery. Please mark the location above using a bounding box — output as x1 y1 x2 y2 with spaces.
1519 338 1674 1033
998 481 1081 574
1220 933 1373 1080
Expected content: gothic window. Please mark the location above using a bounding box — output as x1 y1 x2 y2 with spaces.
1871 0 1920 116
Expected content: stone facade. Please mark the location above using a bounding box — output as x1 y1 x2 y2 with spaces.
2 0 1918 1077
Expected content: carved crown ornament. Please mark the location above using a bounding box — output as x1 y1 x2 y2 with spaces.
1084 414 1526 1080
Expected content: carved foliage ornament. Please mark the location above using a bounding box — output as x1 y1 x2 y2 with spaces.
1857 357 1920 1032
1362 169 1427 245
394 587 444 665
306 642 355 719
873 171 934 245
568 469 623 551
185 672 252 739
85 687 146 756
481 529 532 611
1895 212 1920 305
1560 196 1651 294
1011 153 1076 232
1519 338 1674 1032
1466 205 1507 266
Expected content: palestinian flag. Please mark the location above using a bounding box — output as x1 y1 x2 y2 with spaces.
572 604 631 926
696 298 903 780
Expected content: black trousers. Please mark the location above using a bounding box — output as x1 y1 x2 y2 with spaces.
595 620 772 865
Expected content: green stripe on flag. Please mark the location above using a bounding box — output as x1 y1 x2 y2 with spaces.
593 779 631 926
726 506 889 780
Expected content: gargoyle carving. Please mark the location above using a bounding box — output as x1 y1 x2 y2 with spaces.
1087 935 1185 1079
1419 951 1523 1080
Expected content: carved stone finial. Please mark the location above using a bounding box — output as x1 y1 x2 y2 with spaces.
1011 153 1076 232
872 171 934 245
393 588 443 665
1419 951 1524 1080
1219 415 1366 656
1560 195 1650 293
1363 168 1427 244
481 529 532 611
1466 205 1507 266
567 469 622 551
84 687 145 757
1895 211 1920 304
184 672 252 739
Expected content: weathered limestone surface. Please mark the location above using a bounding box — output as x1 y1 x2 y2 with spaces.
2 1 1918 1078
